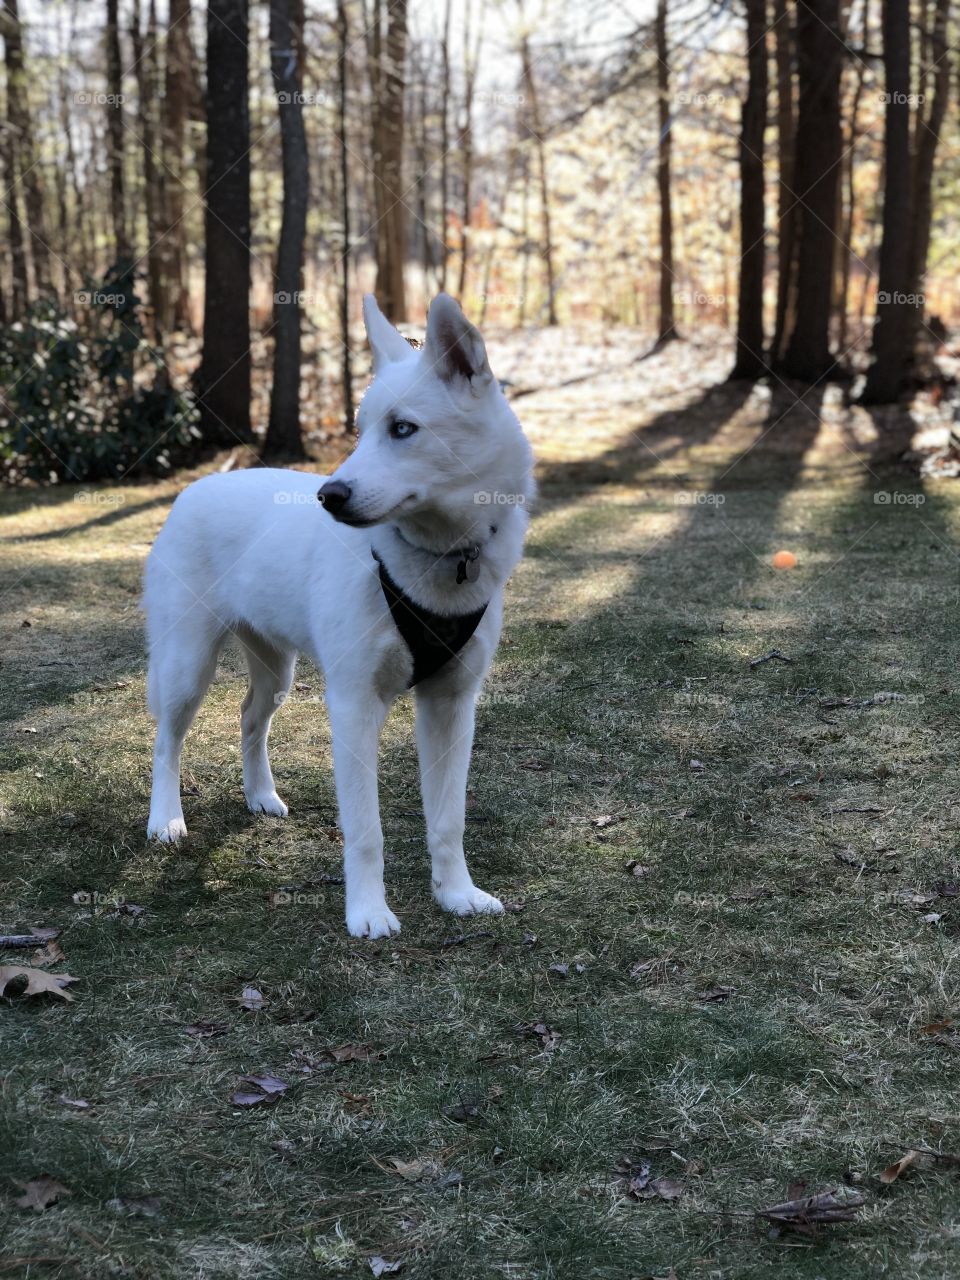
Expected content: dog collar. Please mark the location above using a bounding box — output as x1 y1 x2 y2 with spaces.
391 524 496 585
372 551 488 687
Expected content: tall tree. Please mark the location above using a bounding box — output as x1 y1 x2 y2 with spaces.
337 0 354 431
105 0 129 264
263 0 309 459
162 0 196 333
457 0 481 300
861 0 912 403
196 0 252 444
368 0 408 320
777 0 841 382
730 0 768 379
655 0 677 344
130 0 166 338
770 0 795 362
4 0 52 294
905 0 951 361
519 29 557 324
1 4 28 314
438 0 453 291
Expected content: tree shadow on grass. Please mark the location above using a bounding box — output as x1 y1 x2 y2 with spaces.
0 492 173 543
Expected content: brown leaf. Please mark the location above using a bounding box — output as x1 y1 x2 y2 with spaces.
338 1089 370 1113
369 1258 403 1277
625 860 653 878
15 1176 71 1211
880 1150 921 1184
514 1021 561 1051
920 1019 953 1035
238 1073 288 1096
0 966 78 1002
31 941 65 968
57 1096 90 1110
240 986 266 1011
107 1194 162 1218
184 1020 228 1038
379 1156 435 1182
323 1043 384 1063
757 1188 866 1233
695 985 736 1003
230 1090 273 1108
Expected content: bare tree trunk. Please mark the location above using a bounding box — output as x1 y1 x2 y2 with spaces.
1 11 28 313
4 0 53 295
163 0 195 332
770 0 796 362
905 0 951 359
655 0 677 344
777 0 842 382
130 0 166 339
196 0 251 444
861 0 913 403
837 5 868 355
337 0 354 431
519 32 556 325
264 0 309 459
457 0 480 301
369 0 408 320
731 0 768 378
105 0 129 263
438 0 452 291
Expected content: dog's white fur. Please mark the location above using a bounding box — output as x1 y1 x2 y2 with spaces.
143 293 533 938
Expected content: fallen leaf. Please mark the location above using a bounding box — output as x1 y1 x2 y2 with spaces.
230 1090 273 1108
241 986 266 1011
369 1259 403 1277
322 1043 384 1063
922 912 943 925
0 966 78 1002
15 1176 71 1211
379 1156 435 1181
756 1187 866 1234
442 1098 484 1123
514 1021 561 1051
31 941 65 968
689 759 706 771
548 963 569 980
920 1019 953 1035
880 1150 921 1184
238 1073 288 1096
650 1177 684 1200
57 1096 89 1110
592 815 618 828
107 1194 162 1218
338 1089 370 1113
184 1020 228 1038
625 860 652 877
695 986 736 1003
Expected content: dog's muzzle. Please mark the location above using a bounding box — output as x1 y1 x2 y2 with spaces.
317 480 352 518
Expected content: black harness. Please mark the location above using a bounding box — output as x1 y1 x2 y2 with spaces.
373 551 488 688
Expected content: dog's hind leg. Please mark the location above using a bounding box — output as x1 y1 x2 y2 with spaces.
238 629 295 817
146 614 224 842
415 687 504 917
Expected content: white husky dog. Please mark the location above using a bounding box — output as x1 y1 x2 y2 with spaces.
144 293 534 938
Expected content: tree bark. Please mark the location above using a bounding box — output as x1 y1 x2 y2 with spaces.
777 0 842 382
904 0 951 360
655 0 677 344
770 0 796 361
731 0 768 379
861 0 913 403
438 0 452 291
337 0 354 431
105 0 129 264
264 0 309 459
519 32 556 324
162 0 195 332
130 0 166 339
369 0 408 320
196 0 252 444
4 0 52 294
457 0 480 302
1 3 28 314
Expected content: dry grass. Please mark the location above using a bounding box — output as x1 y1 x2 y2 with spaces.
1 331 959 1278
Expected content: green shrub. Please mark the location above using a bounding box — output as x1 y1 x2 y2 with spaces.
0 262 200 484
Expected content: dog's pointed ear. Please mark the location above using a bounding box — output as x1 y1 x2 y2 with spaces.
423 293 493 396
363 293 413 371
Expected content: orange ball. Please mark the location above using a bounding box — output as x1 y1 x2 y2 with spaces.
772 550 797 569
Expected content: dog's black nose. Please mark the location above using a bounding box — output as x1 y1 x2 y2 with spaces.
318 480 351 516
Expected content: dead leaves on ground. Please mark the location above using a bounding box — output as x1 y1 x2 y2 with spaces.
615 1157 684 1203
14 1176 71 1212
879 1147 960 1184
756 1187 865 1236
229 1072 290 1108
0 966 78 1002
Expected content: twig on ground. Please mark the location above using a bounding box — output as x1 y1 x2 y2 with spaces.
749 648 793 667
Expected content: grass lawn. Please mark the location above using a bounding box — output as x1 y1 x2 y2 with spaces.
2 332 959 1278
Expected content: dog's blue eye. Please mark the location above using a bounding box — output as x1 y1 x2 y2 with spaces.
389 419 418 440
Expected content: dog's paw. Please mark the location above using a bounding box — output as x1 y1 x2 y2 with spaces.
147 816 188 843
434 883 504 917
245 790 289 818
346 903 401 939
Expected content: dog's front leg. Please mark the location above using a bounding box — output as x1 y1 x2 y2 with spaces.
415 687 504 917
326 689 399 938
